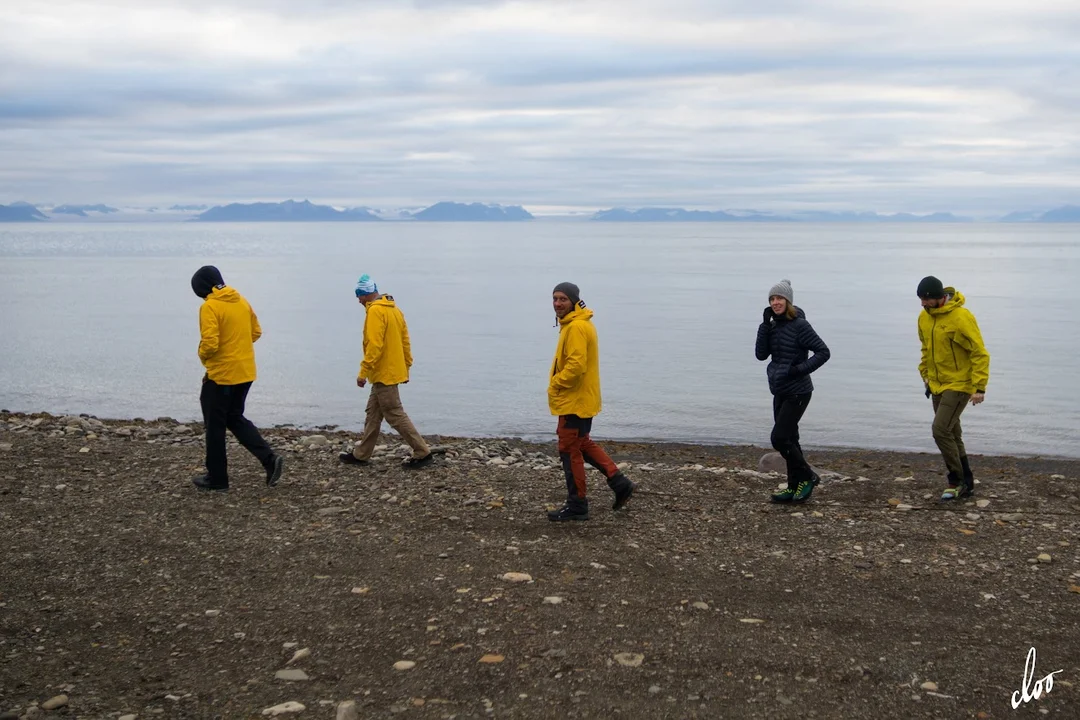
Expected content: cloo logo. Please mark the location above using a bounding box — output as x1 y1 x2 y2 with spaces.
1011 647 1063 709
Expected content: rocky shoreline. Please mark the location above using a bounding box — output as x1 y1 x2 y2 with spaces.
2 410 1079 719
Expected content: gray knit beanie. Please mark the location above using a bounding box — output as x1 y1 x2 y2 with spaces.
768 279 793 305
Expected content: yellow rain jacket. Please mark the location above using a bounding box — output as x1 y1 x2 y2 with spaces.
198 286 261 385
918 289 990 395
548 305 602 418
359 295 412 385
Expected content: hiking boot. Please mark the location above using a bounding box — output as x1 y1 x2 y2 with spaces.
547 503 589 522
265 454 284 487
791 478 816 503
608 473 635 511
940 471 963 502
339 451 370 466
192 474 228 493
403 453 435 469
771 485 797 503
959 456 975 498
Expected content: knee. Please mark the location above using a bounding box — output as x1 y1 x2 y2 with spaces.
770 428 790 451
931 420 949 440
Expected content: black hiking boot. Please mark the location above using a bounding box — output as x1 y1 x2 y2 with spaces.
265 454 284 487
548 501 589 522
192 474 228 493
338 451 370 466
403 453 435 469
959 456 975 498
607 472 635 511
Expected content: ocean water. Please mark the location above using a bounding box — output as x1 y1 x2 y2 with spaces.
1 222 1077 457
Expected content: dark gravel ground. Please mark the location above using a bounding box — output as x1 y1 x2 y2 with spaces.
1 411 1079 719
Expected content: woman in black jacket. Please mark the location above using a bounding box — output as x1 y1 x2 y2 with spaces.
755 279 831 503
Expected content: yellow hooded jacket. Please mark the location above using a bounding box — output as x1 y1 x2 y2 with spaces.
359 295 412 385
198 286 261 385
918 289 990 395
548 304 602 418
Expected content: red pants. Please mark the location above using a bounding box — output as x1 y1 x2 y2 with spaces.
557 414 618 501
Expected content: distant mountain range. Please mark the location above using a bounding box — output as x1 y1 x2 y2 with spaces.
409 202 533 221
0 202 47 222
50 204 119 216
3 200 1080 223
193 200 534 222
194 199 381 222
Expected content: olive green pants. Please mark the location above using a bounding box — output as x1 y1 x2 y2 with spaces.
931 390 970 476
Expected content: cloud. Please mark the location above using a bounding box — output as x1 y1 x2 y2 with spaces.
1 0 1078 213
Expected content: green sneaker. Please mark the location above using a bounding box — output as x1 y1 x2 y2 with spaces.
771 486 796 503
791 478 816 503
940 471 963 502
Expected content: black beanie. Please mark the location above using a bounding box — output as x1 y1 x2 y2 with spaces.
552 281 581 305
917 276 945 299
192 265 225 298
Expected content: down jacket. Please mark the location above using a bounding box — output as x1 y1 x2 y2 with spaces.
755 307 831 396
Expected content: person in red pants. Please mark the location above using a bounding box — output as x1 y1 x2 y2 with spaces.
547 282 634 522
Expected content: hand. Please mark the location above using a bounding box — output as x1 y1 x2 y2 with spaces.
357 378 367 388
763 307 774 324
782 365 803 381
970 392 985 405
924 384 931 399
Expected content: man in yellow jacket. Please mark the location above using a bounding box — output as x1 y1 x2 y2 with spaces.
340 274 433 468
191 265 283 492
547 282 634 521
916 276 990 501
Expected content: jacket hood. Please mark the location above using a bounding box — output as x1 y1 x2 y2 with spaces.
365 294 396 310
191 265 225 298
925 289 965 315
559 303 593 326
206 285 242 303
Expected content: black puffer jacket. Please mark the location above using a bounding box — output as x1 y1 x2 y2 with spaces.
755 307 831 396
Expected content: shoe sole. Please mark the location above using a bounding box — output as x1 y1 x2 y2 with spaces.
194 483 229 493
548 514 590 522
267 455 284 487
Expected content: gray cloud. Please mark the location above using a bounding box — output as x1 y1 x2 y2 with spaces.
1 0 1078 214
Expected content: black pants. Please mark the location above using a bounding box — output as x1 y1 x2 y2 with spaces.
200 379 274 485
771 392 813 486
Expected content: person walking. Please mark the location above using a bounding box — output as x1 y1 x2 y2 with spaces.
547 282 634 522
339 274 434 469
190 265 284 492
755 279 831 503
916 275 990 501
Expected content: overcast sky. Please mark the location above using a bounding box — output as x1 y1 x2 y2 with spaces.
2 0 1078 215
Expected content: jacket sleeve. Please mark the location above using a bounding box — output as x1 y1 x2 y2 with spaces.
250 306 262 344
198 303 219 363
359 307 387 380
402 316 413 370
955 310 990 391
917 321 929 382
550 325 588 390
755 322 771 361
795 321 831 375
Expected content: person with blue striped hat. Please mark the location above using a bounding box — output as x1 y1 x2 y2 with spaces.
340 274 434 469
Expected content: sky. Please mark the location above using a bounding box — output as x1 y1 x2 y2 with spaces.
2 0 1079 215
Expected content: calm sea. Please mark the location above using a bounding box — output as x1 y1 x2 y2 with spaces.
1 222 1077 457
